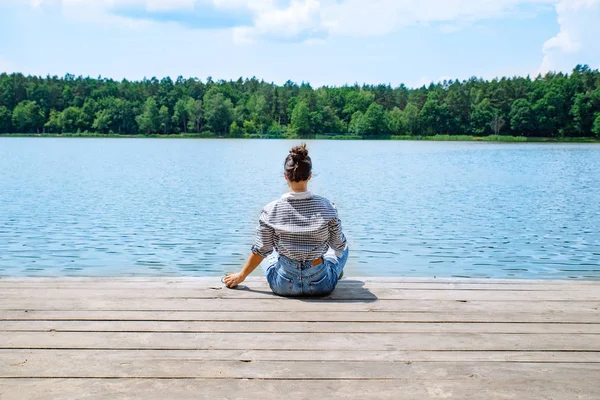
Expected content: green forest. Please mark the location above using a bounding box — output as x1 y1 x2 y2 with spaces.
1 65 600 139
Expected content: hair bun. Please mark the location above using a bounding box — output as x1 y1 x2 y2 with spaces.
290 145 309 161
285 144 312 182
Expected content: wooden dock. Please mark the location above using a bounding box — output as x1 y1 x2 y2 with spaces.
0 277 599 399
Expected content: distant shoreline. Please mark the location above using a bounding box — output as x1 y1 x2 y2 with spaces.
1 133 599 143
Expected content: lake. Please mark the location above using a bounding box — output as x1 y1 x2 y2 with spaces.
1 138 599 280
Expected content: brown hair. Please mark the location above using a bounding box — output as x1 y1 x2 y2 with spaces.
284 144 312 182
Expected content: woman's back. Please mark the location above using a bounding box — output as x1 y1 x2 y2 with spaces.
252 191 346 263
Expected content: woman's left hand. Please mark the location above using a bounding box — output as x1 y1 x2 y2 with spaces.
223 272 245 288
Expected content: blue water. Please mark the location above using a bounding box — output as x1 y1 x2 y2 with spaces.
1 138 599 280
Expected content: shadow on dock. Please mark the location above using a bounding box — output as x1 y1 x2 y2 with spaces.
312 279 378 303
231 279 378 302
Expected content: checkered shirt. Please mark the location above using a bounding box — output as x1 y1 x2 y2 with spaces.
251 191 347 262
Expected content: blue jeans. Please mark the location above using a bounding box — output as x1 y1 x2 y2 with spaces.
265 247 349 297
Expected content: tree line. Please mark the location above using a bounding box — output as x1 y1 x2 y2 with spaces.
1 65 600 138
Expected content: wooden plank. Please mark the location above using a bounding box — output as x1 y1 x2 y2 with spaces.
0 378 597 400
2 332 599 351
2 310 598 323
2 298 598 313
1 355 599 379
2 287 598 301
2 320 599 334
2 349 599 363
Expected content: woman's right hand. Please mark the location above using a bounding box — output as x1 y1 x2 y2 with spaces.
223 272 245 288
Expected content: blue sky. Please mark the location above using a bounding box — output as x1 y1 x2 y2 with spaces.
1 0 599 88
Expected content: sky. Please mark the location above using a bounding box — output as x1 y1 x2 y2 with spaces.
0 0 599 88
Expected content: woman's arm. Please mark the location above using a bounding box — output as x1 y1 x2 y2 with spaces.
328 215 347 258
224 208 274 288
223 252 264 288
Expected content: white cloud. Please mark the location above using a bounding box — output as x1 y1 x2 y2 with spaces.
30 0 196 11
26 0 273 13
144 0 196 12
230 0 560 43
233 0 323 43
539 0 600 74
212 0 275 12
17 0 558 39
320 0 556 37
227 0 559 42
12 0 600 73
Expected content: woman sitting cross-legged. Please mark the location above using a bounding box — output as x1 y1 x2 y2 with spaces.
223 144 349 297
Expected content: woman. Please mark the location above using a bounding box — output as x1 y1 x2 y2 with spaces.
223 144 349 296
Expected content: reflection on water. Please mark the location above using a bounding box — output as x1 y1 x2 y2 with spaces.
1 138 599 280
